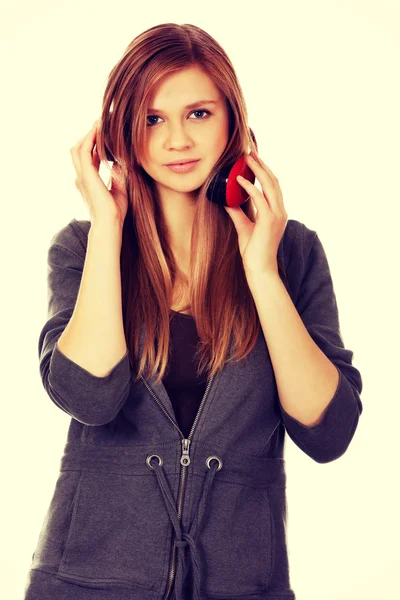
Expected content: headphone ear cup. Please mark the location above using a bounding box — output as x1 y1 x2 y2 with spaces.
206 128 258 207
206 158 255 207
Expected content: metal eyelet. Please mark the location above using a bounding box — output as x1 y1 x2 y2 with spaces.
146 454 163 469
206 456 223 471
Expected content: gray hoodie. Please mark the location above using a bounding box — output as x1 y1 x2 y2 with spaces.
23 218 363 600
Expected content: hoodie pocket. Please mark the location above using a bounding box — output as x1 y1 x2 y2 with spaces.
197 480 274 595
57 469 172 590
31 470 82 571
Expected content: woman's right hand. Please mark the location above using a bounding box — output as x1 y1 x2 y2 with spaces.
70 120 129 228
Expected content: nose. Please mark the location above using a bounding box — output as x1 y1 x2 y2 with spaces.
165 125 193 150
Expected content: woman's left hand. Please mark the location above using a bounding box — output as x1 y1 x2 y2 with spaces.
224 150 288 277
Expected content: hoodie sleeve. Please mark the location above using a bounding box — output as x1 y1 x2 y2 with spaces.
279 228 363 463
38 219 132 426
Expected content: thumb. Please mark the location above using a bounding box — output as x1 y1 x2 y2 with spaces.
224 205 248 231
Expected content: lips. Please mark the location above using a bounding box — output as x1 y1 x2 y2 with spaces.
165 159 199 166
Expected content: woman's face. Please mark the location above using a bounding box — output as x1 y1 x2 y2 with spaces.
141 65 230 201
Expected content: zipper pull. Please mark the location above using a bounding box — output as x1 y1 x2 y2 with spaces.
180 438 191 466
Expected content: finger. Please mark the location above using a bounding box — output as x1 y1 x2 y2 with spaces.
77 121 99 182
256 157 287 214
244 158 276 210
237 175 271 214
70 121 97 155
246 155 284 214
249 151 287 217
93 146 100 172
70 143 85 179
70 121 98 179
249 149 278 179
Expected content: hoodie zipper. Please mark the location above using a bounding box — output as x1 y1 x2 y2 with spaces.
140 372 216 599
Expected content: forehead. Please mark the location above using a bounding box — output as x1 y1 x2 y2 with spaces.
147 66 221 108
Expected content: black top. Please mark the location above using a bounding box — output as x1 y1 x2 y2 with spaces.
164 310 207 439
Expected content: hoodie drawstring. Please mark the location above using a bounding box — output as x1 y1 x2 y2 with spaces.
146 453 222 600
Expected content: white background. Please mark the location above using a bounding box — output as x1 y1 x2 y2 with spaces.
1 1 399 598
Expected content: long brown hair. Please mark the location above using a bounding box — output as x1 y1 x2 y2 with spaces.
95 23 287 386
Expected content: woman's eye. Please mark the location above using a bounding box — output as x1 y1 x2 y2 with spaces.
190 110 210 120
146 109 211 127
147 115 161 126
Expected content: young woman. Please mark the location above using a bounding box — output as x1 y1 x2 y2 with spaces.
24 22 363 600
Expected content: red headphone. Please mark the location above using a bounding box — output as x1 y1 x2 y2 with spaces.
104 127 257 209
206 128 258 208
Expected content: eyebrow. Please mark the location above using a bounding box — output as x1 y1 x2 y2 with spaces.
146 100 217 113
